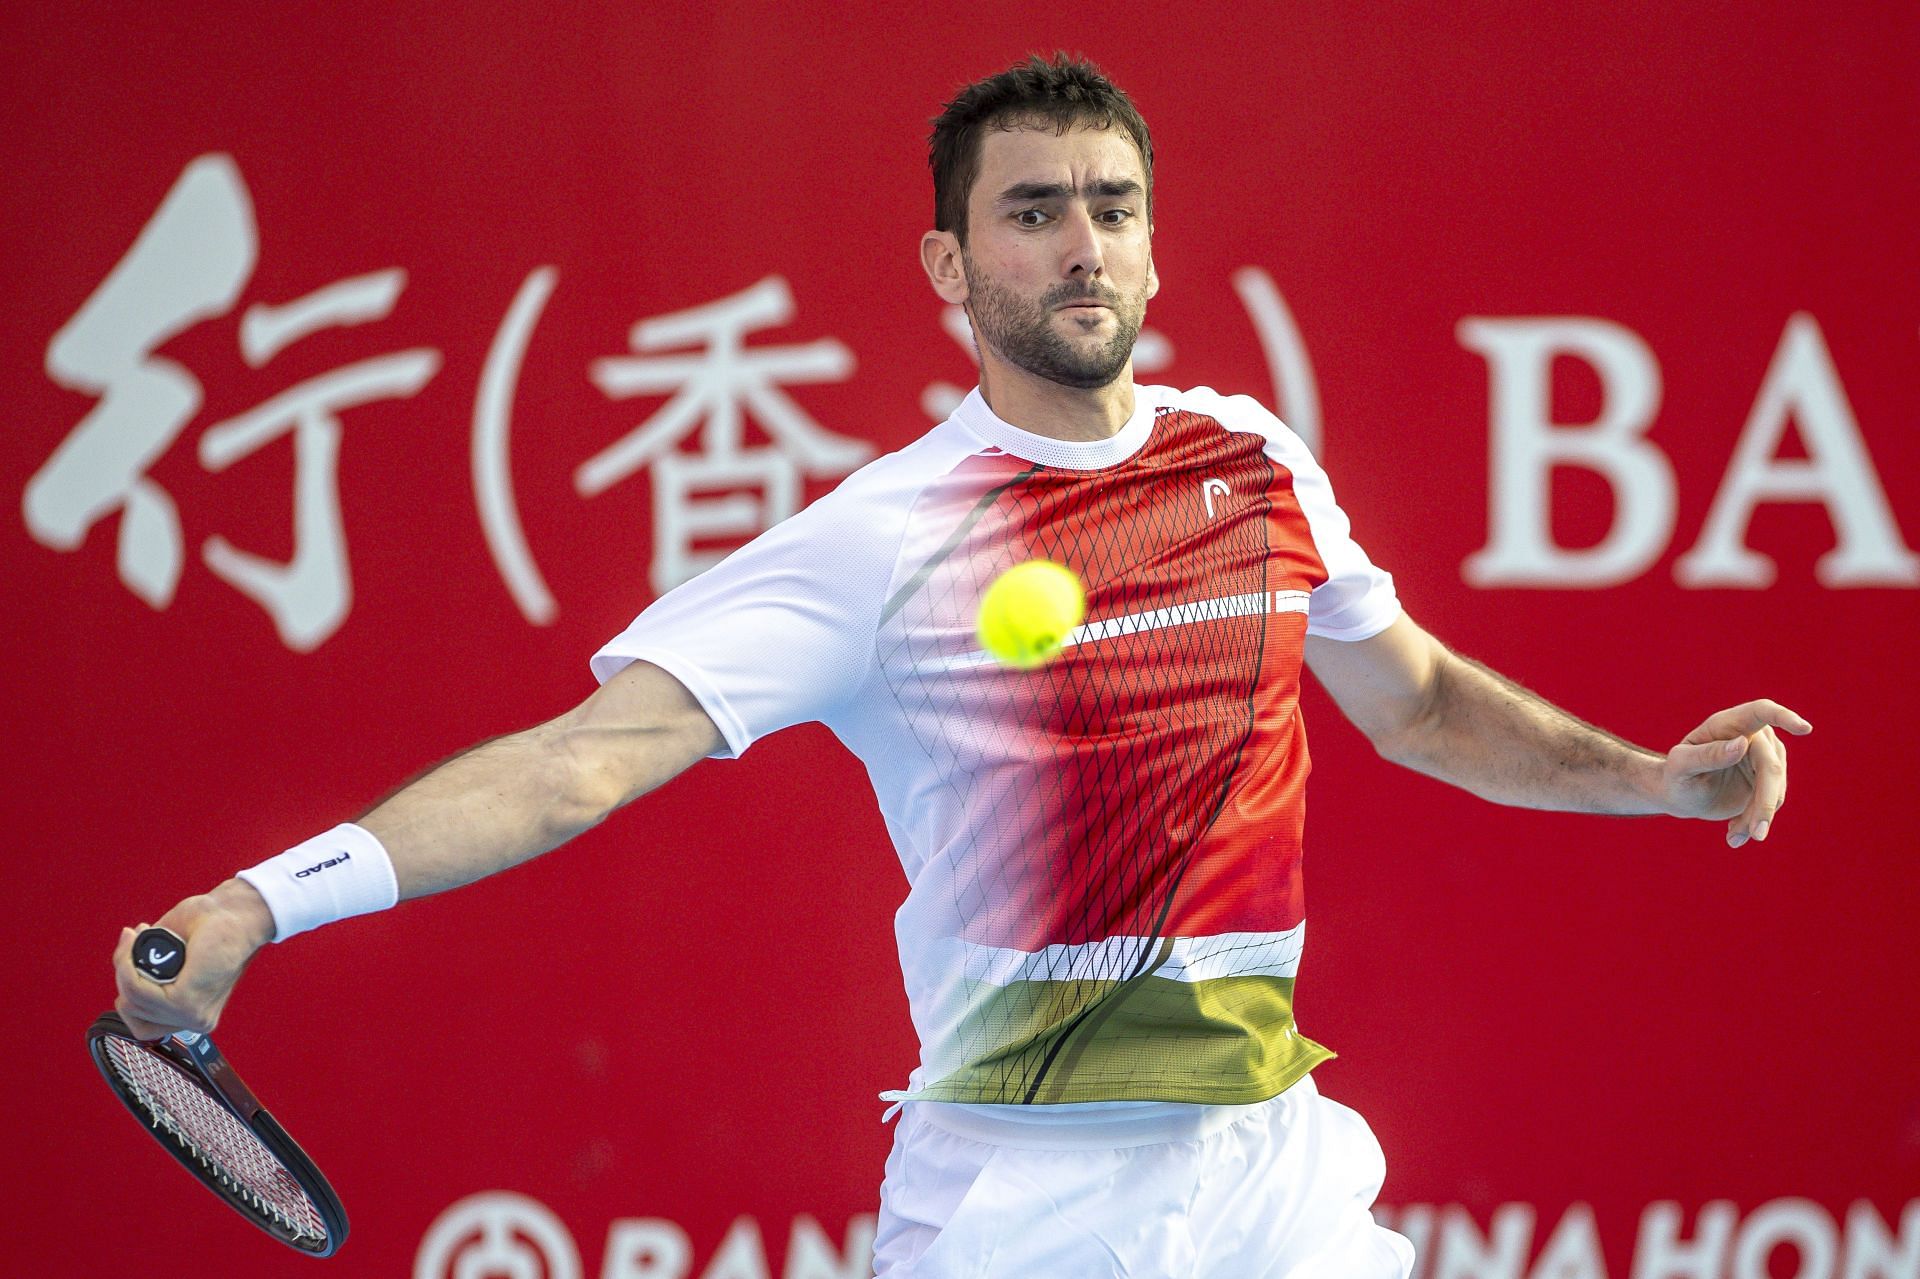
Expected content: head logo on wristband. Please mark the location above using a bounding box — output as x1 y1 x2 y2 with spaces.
236 824 398 941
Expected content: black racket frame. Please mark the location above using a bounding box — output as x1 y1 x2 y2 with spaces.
87 1012 349 1257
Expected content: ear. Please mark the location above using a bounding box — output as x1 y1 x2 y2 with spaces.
920 229 969 304
1146 252 1160 301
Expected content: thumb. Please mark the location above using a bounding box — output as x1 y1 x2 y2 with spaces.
1670 735 1748 778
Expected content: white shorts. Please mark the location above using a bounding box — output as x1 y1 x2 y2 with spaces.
872 1075 1415 1279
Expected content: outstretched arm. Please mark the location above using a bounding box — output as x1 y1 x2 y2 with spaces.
111 660 722 1038
1304 613 1811 842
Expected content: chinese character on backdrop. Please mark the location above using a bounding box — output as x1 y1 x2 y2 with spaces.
23 154 441 652
582 275 871 593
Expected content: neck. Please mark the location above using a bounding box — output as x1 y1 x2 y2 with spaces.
976 353 1136 442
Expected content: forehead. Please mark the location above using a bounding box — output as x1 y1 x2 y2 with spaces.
971 123 1146 200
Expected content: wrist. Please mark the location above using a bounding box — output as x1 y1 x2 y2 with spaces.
235 823 400 942
1636 751 1673 816
209 877 278 950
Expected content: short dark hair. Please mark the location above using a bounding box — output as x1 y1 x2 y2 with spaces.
929 53 1154 247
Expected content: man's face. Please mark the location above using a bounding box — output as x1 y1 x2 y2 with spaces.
958 123 1156 390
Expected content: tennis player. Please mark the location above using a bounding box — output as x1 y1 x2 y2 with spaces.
114 55 1810 1277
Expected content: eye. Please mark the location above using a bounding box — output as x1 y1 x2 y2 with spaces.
1013 209 1049 228
1098 208 1134 225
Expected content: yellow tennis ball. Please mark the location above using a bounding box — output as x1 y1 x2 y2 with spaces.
977 560 1086 669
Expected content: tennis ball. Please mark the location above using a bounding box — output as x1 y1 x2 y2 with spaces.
977 560 1086 669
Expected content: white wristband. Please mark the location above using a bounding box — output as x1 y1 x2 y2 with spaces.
236 823 399 942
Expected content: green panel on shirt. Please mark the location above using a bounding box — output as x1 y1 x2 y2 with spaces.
908 972 1333 1105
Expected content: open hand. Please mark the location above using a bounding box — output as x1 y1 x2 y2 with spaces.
1660 700 1813 848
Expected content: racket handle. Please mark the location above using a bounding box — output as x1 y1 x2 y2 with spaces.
128 926 205 1048
132 926 187 984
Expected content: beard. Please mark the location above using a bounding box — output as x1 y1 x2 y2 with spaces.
961 257 1147 390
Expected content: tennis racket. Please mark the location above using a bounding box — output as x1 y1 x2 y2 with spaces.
90 926 348 1256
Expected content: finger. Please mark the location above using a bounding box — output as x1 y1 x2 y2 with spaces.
113 1000 174 1041
1740 726 1788 841
112 969 172 1034
115 987 210 1038
111 923 152 1005
1726 728 1784 844
1671 735 1750 779
1691 700 1813 743
113 922 207 1036
112 979 199 1040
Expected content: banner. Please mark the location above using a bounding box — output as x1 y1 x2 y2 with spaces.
8 5 1914 1276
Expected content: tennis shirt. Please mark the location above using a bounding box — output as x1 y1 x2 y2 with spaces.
593 383 1399 1112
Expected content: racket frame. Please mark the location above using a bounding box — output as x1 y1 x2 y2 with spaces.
87 1012 349 1256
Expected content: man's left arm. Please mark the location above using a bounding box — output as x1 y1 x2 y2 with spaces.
1303 613 1812 848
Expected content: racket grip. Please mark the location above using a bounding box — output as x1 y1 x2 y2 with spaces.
132 926 187 984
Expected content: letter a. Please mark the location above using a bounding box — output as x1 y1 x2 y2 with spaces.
1676 312 1918 588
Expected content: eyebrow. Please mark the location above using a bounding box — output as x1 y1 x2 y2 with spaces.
993 178 1145 205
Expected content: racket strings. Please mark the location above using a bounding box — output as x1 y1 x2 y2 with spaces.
102 1035 328 1244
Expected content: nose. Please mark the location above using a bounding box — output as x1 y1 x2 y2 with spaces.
1059 203 1105 280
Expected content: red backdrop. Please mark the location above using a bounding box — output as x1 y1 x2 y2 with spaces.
7 5 1916 1277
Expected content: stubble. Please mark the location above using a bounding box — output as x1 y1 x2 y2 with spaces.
962 258 1147 390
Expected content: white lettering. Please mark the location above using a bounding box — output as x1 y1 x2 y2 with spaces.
699 1217 770 1279
1633 1201 1737 1279
1389 1204 1438 1279
474 266 561 625
1435 1204 1537 1279
198 313 440 652
1733 1198 1836 1279
602 1219 692 1279
1460 318 1675 588
414 1191 581 1279
1232 267 1323 456
1675 313 1917 588
24 154 255 608
1375 1201 1916 1279
783 1214 874 1279
582 276 868 594
1842 1200 1920 1279
26 154 442 651
1531 1203 1609 1279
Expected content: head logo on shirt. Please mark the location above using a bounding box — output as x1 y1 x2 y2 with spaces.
1202 477 1233 520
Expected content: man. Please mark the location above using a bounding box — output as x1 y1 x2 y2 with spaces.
115 55 1808 1277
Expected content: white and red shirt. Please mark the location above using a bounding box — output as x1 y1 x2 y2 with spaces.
594 384 1398 1108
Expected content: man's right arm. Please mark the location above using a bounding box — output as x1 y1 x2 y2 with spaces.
111 660 723 1039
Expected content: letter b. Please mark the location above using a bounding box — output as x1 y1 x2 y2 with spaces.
1460 317 1677 588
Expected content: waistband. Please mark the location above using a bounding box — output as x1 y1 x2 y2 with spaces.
901 1073 1316 1151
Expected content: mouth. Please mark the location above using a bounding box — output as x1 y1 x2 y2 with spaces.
1055 302 1111 315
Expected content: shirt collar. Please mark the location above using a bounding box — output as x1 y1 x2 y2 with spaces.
953 383 1160 471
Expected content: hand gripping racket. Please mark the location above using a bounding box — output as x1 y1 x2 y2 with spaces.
89 927 348 1256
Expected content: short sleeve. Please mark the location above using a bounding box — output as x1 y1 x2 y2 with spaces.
1174 386 1400 642
1287 448 1400 641
590 486 892 758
